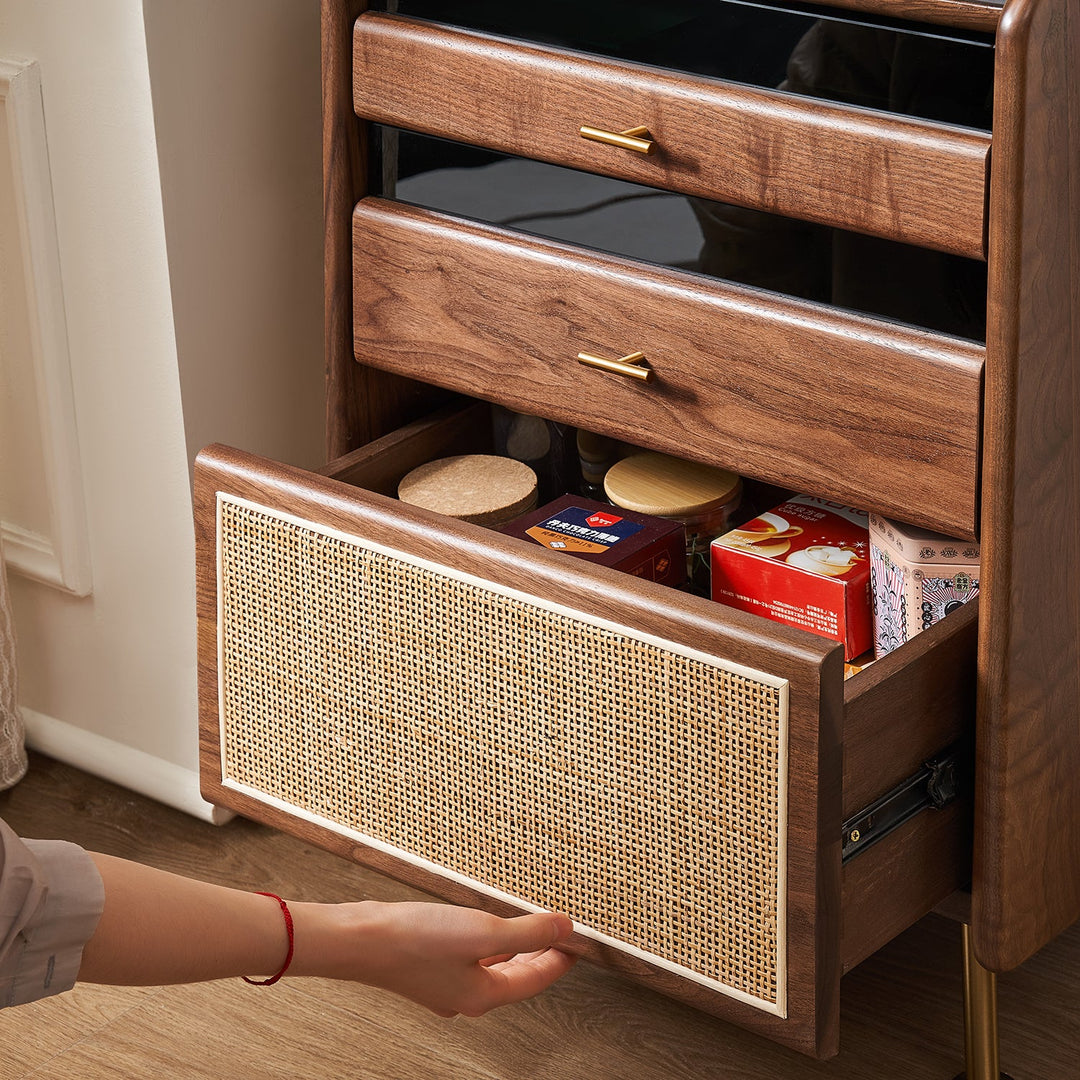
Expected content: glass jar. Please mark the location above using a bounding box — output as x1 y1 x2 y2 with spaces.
492 406 577 505
575 429 621 500
603 452 742 595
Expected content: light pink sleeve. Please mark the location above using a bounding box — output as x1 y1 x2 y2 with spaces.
0 817 104 1008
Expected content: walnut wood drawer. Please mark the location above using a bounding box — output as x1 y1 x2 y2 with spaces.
352 198 984 541
352 12 991 260
818 0 1001 33
195 405 975 1059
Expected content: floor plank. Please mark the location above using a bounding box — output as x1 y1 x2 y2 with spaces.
18 980 492 1080
0 984 160 1079
1 754 1077 1079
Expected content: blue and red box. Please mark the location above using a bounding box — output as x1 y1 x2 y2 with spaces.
500 494 686 588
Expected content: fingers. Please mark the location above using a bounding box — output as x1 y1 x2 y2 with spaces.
476 912 574 959
371 904 578 1019
453 912 577 1016
472 946 579 1013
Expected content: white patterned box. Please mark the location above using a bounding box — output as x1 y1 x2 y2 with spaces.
868 514 980 659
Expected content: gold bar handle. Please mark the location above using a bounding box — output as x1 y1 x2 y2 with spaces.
579 125 656 155
577 350 654 382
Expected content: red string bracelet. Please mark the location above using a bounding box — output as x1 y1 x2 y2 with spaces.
242 892 295 986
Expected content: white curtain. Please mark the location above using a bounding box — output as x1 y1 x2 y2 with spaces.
0 549 28 790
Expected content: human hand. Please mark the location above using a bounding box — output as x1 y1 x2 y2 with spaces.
75 854 575 1015
295 901 577 1017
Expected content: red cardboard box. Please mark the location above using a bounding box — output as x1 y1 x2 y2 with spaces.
711 495 872 659
500 494 686 588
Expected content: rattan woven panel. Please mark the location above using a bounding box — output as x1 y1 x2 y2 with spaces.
216 496 789 1012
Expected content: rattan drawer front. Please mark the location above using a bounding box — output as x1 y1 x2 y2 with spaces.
196 443 842 1058
352 13 990 259
352 198 984 541
221 497 787 1003
196 427 976 1058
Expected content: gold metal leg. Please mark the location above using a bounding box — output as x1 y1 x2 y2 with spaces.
954 923 1015 1080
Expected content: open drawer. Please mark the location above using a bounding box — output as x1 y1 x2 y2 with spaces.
353 198 985 541
352 12 991 259
195 403 975 1059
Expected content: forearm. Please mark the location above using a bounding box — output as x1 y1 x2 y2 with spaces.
79 853 306 985
78 853 576 1016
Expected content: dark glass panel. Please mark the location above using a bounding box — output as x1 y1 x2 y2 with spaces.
374 128 987 341
375 0 994 129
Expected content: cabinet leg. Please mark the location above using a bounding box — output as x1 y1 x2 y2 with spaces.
953 923 1015 1080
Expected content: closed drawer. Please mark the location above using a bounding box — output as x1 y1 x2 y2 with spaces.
352 12 991 259
353 198 984 540
195 404 975 1059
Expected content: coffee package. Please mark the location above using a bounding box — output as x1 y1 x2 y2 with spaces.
711 494 872 659
500 494 686 587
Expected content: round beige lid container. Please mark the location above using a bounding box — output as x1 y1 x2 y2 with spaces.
398 454 538 527
604 452 741 518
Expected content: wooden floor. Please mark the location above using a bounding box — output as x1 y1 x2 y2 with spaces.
1 754 1076 1080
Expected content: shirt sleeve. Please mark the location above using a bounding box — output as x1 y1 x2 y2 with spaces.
0 816 105 1008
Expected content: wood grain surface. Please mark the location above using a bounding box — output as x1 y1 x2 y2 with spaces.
193 442 845 1057
4 756 1079 1078
323 0 369 457
813 0 1002 32
843 600 978 820
973 0 1080 972
319 397 492 493
323 0 444 459
836 600 979 977
841 802 972 974
351 198 984 539
352 13 990 259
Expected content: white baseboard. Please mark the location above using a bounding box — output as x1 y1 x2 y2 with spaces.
21 707 232 824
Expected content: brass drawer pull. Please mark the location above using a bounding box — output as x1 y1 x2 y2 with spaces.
579 124 656 155
577 350 654 382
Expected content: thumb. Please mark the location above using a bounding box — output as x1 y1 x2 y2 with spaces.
481 912 574 958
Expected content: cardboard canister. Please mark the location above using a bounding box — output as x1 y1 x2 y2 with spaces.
398 455 538 527
868 513 980 659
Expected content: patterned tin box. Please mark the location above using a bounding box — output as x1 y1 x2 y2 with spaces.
868 513 980 659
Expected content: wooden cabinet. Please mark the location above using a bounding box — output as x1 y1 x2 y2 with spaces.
196 0 1079 1062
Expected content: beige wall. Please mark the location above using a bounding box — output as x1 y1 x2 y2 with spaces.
142 0 324 472
0 0 323 818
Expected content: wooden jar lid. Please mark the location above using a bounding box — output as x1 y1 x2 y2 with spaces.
398 455 538 527
604 452 741 518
